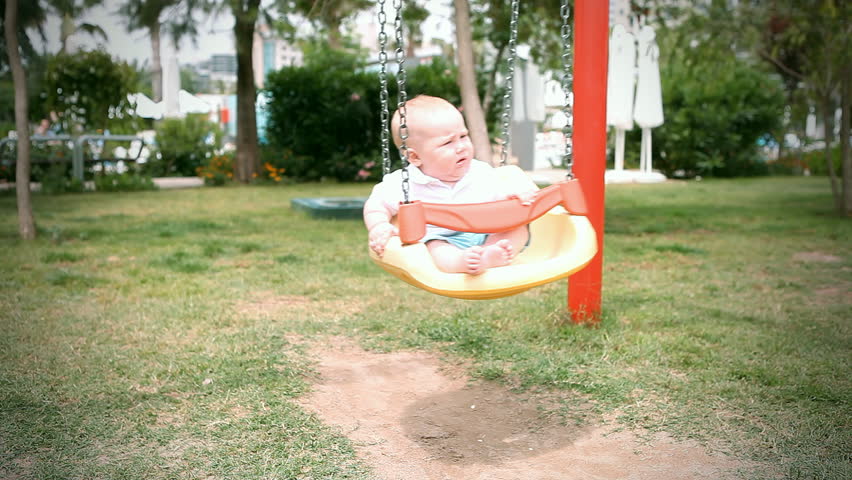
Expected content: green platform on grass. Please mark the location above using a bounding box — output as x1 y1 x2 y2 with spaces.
291 197 367 220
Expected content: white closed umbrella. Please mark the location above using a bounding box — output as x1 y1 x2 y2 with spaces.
634 25 664 129
607 24 637 172
606 24 636 131
634 25 665 175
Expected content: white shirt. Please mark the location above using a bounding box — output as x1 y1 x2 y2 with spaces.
369 160 510 237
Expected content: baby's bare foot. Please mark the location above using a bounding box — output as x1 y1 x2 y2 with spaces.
462 246 485 275
481 239 514 270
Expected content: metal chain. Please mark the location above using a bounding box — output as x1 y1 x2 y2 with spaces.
377 0 391 176
393 0 410 203
560 0 574 178
499 0 521 167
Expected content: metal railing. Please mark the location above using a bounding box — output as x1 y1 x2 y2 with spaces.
0 134 147 181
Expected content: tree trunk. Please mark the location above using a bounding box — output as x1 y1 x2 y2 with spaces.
5 0 36 239
821 93 841 212
328 18 342 50
233 0 260 183
150 21 163 102
841 71 851 216
482 43 506 119
453 0 491 164
60 12 73 53
405 39 415 59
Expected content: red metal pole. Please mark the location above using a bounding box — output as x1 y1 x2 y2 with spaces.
568 0 608 323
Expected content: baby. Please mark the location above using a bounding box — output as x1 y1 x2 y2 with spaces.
363 95 535 275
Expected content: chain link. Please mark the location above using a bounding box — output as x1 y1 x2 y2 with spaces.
499 0 521 167
377 0 391 176
393 0 410 203
560 0 574 178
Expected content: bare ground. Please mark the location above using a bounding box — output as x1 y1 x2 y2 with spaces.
300 338 751 480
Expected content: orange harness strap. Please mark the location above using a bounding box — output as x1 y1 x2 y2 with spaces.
396 179 588 244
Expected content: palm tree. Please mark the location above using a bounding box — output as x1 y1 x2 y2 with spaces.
402 0 429 58
118 0 202 102
3 0 42 239
47 0 107 53
293 0 372 50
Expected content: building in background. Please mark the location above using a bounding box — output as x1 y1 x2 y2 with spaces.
193 54 238 93
253 23 304 88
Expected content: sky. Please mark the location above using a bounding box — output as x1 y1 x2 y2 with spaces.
35 0 455 67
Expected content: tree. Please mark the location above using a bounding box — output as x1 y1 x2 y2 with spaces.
4 0 36 239
0 0 46 70
43 50 138 133
470 0 563 117
1 0 48 126
454 0 491 163
448 0 567 164
228 0 262 183
118 0 203 102
738 0 851 215
47 0 107 53
402 0 429 58
293 0 372 50
208 0 300 183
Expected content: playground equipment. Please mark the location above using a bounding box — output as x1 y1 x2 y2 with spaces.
0 134 147 181
368 0 608 320
291 197 367 220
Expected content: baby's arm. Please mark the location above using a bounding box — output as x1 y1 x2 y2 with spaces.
494 167 540 205
363 197 398 256
510 189 539 205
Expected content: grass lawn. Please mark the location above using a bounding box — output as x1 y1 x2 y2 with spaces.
0 176 849 479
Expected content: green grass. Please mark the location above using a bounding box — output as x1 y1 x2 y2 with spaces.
1 177 850 479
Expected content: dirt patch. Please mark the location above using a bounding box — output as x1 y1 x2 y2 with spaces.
792 251 843 263
235 292 314 317
234 291 367 320
300 338 749 480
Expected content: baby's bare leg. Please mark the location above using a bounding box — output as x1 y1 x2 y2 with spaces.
426 240 486 274
480 226 529 267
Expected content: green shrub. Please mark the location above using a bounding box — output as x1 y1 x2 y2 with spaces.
0 121 15 139
93 172 157 192
628 52 784 178
43 51 140 133
1 139 75 182
775 144 842 176
263 52 463 182
149 115 222 177
35 163 85 194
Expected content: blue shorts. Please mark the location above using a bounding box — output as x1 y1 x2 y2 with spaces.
421 231 489 250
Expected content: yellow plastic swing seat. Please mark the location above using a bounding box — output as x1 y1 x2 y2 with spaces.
370 165 598 300
369 206 597 300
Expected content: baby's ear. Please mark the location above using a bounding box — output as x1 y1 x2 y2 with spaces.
406 148 422 167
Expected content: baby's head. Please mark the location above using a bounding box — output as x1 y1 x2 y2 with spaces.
390 95 474 184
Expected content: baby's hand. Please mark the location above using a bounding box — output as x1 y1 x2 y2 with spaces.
511 189 539 206
368 222 398 256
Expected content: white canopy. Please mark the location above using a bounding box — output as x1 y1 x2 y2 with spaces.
127 90 211 119
178 90 212 114
128 92 164 119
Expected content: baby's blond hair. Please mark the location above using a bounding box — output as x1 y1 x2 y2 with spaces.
390 95 459 148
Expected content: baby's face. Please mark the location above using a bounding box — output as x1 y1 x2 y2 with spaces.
409 106 474 185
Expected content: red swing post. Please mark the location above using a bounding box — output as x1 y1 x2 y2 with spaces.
568 0 608 323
